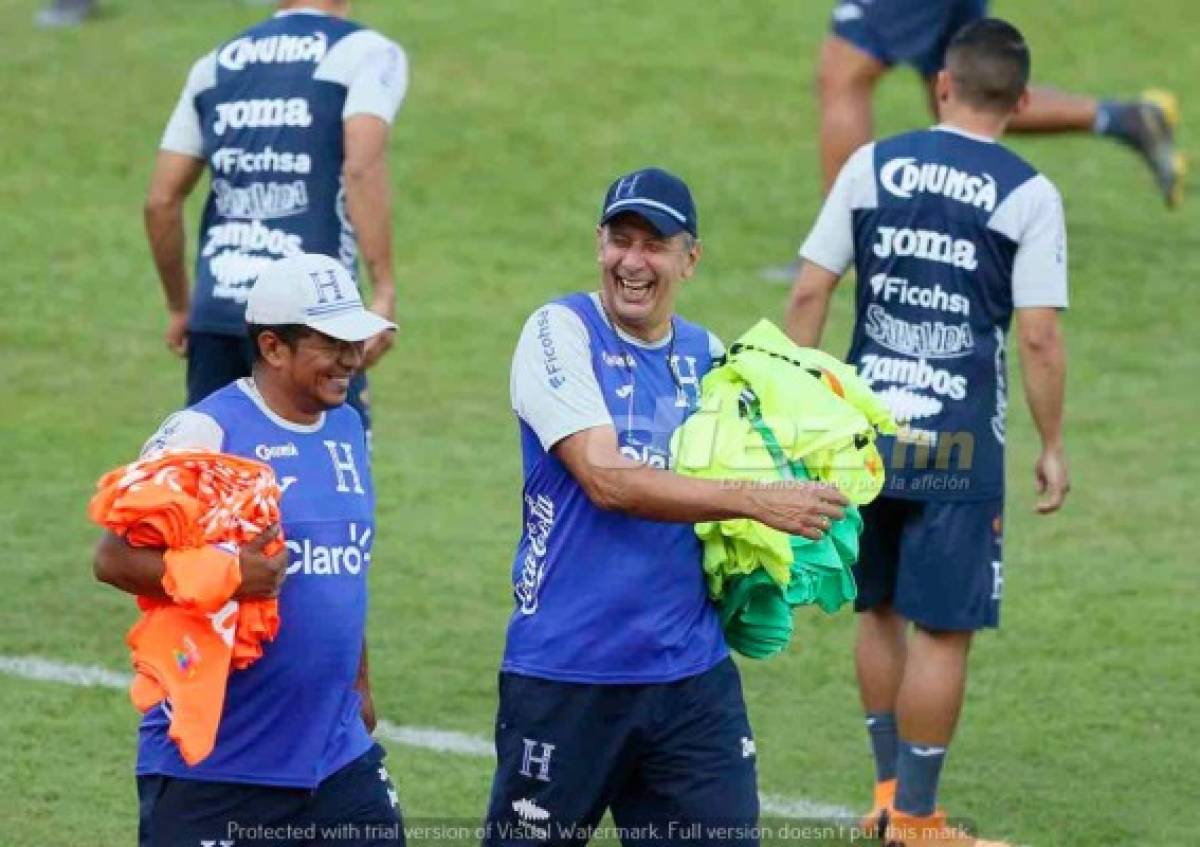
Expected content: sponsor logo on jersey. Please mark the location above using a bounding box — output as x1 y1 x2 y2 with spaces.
213 97 312 136
864 305 974 359
535 309 565 390
872 226 978 270
212 146 312 176
517 494 555 615
202 220 304 259
285 522 372 576
873 385 944 423
868 273 969 316
880 157 998 212
202 221 305 302
219 31 328 71
990 326 1007 445
858 353 968 401
213 179 309 220
254 442 298 461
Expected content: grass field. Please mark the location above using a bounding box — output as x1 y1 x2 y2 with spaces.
1 1 1198 844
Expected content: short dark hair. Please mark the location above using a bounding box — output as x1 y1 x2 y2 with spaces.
247 323 314 361
945 18 1030 113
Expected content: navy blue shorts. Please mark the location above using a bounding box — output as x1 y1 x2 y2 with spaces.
483 658 759 846
830 0 989 77
854 496 1004 631
137 744 402 847
186 331 371 432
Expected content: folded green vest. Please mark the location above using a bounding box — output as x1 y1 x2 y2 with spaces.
671 320 894 659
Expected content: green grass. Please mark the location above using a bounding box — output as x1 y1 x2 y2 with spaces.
1 1 1198 844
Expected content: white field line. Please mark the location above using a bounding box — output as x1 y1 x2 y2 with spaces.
1 653 859 821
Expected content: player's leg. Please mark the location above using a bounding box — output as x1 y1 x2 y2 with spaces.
610 658 758 846
885 499 1008 847
137 774 306 847
482 673 631 846
851 496 908 835
816 34 889 193
187 331 254 405
925 75 1183 206
303 743 404 846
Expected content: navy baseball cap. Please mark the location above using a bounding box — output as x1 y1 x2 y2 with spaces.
599 167 698 238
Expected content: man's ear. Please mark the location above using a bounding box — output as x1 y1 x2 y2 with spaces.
257 330 289 368
1012 86 1031 118
681 239 703 281
934 68 953 104
595 224 605 262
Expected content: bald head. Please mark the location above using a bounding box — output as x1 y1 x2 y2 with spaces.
945 18 1030 114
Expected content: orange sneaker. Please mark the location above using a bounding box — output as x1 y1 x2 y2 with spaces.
860 778 896 837
883 810 1010 847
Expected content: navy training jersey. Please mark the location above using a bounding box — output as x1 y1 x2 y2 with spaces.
801 126 1068 501
503 293 729 683
159 9 407 335
136 379 376 788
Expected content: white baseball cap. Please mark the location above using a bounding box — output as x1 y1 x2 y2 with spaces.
245 253 396 342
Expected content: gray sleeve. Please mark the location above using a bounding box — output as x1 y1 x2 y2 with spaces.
140 410 225 457
510 305 612 451
315 30 409 123
159 52 217 157
798 142 877 275
989 175 1069 309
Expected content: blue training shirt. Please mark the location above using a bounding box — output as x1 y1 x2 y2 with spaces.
158 9 407 335
503 292 729 684
136 379 376 788
801 126 1069 501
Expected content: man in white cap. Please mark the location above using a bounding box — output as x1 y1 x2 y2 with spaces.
93 253 403 845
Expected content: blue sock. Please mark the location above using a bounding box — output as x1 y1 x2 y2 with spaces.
894 739 947 817
865 712 898 783
1094 100 1137 145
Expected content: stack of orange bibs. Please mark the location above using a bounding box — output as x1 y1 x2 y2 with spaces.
88 449 284 765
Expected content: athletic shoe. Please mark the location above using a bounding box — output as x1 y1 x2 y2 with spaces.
861 778 896 838
883 810 1010 846
1125 90 1186 208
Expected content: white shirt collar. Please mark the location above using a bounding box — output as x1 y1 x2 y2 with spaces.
274 7 329 18
933 123 998 144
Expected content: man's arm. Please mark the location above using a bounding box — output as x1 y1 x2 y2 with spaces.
93 527 289 599
786 260 842 347
553 426 847 540
1015 307 1069 513
144 151 205 357
343 115 396 369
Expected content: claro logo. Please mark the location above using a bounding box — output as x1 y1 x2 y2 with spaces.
285 523 372 576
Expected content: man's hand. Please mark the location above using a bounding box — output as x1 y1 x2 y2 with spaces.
747 481 850 539
234 524 289 599
1034 443 1070 514
165 309 188 357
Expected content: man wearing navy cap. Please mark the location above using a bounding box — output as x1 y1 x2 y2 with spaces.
483 168 850 845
